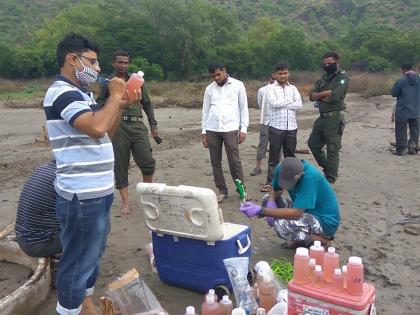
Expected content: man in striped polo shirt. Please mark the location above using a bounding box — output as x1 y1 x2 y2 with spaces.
44 33 138 315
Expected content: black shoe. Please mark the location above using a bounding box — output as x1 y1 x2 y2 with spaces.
393 150 407 156
408 149 417 155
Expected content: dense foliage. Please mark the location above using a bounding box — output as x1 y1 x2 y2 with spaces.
0 0 419 80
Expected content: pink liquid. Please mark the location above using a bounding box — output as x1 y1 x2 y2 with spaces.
323 249 339 283
202 297 219 315
346 257 364 296
309 243 325 267
293 248 309 284
342 266 348 289
332 270 343 291
259 280 277 312
313 267 324 288
126 73 144 100
218 300 233 315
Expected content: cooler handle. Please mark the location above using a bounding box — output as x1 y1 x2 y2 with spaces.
236 235 251 255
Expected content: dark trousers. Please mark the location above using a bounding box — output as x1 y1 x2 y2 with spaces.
207 130 245 195
395 115 419 153
267 127 297 183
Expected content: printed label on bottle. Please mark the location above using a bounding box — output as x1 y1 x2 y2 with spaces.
303 305 329 315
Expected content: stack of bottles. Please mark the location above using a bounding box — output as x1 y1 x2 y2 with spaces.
292 241 364 296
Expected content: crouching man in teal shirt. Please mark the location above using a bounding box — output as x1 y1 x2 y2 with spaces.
239 157 340 248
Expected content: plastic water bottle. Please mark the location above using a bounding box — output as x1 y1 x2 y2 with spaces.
218 295 233 315
309 241 325 267
293 247 309 284
332 268 343 292
184 306 198 315
202 291 219 315
323 247 340 283
346 256 364 296
313 265 324 288
126 71 144 100
259 274 276 312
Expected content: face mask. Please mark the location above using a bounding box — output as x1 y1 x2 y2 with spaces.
322 63 337 74
75 56 98 85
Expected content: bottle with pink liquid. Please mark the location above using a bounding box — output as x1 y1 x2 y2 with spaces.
126 71 144 101
184 306 198 315
332 268 343 291
309 241 325 267
346 256 364 296
258 274 277 312
218 295 233 315
308 258 316 281
202 291 219 315
342 265 348 289
313 265 324 288
323 247 340 283
293 247 310 284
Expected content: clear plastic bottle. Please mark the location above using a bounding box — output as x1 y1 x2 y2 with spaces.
218 295 233 315
308 258 316 281
126 70 144 100
323 247 340 283
202 292 220 315
346 256 364 296
332 268 343 291
313 265 324 288
259 274 277 312
309 240 325 267
184 306 198 315
293 247 309 284
342 265 348 289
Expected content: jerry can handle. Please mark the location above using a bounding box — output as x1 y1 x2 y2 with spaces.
236 235 251 254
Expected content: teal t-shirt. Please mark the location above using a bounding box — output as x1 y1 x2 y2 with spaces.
272 160 340 236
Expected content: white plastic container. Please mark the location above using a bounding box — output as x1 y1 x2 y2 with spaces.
137 183 224 241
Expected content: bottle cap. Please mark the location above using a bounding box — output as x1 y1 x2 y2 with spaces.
137 70 144 78
334 268 342 276
296 247 309 257
231 308 247 315
315 265 322 272
309 258 316 266
185 306 195 315
313 240 322 248
263 274 272 283
348 256 362 265
342 265 347 272
254 261 270 273
328 247 336 253
222 295 229 302
205 293 215 304
257 308 266 315
207 289 215 295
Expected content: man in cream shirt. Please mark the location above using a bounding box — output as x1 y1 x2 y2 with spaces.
201 62 249 202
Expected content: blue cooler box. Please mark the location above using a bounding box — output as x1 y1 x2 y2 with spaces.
152 222 251 294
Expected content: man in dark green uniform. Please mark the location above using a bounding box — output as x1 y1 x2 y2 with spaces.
308 52 349 184
97 50 158 214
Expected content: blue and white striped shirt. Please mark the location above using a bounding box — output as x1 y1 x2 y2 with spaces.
43 75 115 200
15 161 60 244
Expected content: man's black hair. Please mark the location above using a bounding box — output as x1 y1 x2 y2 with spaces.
113 50 130 62
275 61 290 71
322 51 340 61
208 62 225 73
401 63 413 71
56 33 100 68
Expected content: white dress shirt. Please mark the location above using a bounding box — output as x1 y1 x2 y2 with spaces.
262 81 302 130
202 76 249 134
257 84 273 125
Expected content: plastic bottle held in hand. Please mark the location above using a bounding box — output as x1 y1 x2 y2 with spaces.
309 240 325 267
342 265 348 289
218 295 233 315
332 268 343 292
293 247 309 285
346 256 364 296
259 274 276 312
202 292 219 315
313 265 324 288
308 258 316 281
184 306 198 315
323 247 340 283
126 70 144 100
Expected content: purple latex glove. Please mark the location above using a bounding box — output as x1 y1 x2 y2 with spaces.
266 216 274 227
266 200 277 209
239 201 261 218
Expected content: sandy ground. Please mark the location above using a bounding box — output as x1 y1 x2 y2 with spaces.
0 93 419 315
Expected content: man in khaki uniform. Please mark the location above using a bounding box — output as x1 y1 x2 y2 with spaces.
308 52 349 184
97 50 158 214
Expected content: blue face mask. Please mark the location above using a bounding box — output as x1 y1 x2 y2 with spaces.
75 56 98 85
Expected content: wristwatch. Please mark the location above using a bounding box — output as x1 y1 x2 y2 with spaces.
258 206 266 218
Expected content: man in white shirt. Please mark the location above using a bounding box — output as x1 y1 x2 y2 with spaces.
250 72 276 176
261 62 302 192
201 62 249 202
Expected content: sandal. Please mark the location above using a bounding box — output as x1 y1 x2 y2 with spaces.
250 168 262 176
260 184 272 192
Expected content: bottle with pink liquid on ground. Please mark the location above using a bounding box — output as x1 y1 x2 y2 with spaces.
346 256 364 296
258 274 277 312
309 240 325 267
218 295 233 315
332 268 343 292
293 247 309 284
202 291 219 315
323 247 340 283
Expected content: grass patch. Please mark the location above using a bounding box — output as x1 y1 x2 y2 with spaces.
0 78 52 101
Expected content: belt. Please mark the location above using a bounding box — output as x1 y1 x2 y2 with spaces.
122 115 143 122
320 111 341 118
